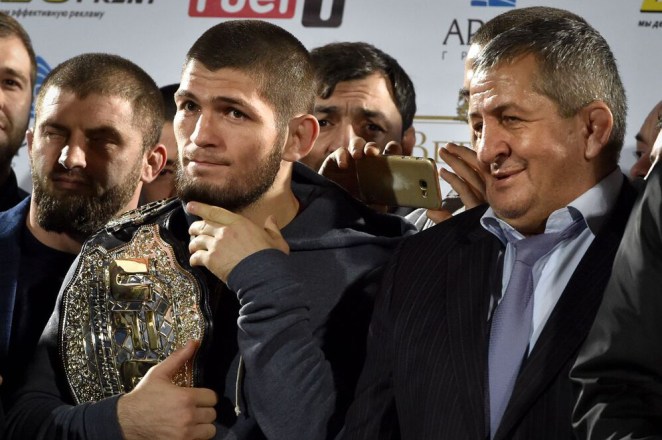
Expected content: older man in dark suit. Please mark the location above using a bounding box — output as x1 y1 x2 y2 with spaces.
341 9 636 440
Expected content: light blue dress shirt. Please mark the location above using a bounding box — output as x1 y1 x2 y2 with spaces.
480 168 623 351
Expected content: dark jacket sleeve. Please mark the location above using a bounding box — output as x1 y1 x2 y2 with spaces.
227 248 382 440
340 247 402 440
571 164 662 439
5 259 125 440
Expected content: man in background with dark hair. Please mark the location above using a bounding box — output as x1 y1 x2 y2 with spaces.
6 20 412 440
0 12 36 211
302 41 417 172
312 41 484 224
141 83 179 203
0 52 166 429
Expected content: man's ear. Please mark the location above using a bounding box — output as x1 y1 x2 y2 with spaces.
282 114 320 162
26 128 34 161
401 126 416 156
582 100 613 160
141 143 167 183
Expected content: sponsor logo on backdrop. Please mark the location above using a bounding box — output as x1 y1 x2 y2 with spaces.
188 0 345 27
0 0 154 20
641 0 662 13
471 0 515 6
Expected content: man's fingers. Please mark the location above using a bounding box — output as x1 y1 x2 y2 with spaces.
382 141 404 156
150 340 198 380
439 168 484 209
194 389 219 408
190 423 217 440
443 142 478 164
186 202 239 225
439 147 486 200
194 402 218 422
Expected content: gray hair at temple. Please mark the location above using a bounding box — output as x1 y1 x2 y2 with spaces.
470 6 586 46
473 14 626 167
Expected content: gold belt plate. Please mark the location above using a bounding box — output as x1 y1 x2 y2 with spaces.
61 223 204 404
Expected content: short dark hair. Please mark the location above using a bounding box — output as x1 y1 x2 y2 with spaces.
185 20 314 129
35 53 165 152
311 42 416 133
159 83 179 122
473 14 626 166
0 12 37 89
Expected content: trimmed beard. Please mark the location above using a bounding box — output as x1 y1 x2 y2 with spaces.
175 137 283 212
32 161 142 242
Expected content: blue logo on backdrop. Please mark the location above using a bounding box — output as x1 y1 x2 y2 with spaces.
471 0 516 6
31 56 52 120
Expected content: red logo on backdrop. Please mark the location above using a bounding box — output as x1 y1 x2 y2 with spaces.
189 0 345 27
189 0 296 19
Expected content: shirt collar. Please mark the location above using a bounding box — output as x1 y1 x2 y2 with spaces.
480 168 623 243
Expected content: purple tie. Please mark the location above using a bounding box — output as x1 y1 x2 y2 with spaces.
488 217 586 438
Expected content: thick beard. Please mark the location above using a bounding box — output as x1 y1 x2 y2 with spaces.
32 161 142 242
175 138 283 212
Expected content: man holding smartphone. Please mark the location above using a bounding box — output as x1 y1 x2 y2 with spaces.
313 42 485 227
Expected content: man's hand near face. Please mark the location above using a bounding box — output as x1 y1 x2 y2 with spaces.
187 202 290 282
427 142 486 223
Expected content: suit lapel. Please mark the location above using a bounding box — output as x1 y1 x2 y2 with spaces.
494 180 636 440
446 222 502 440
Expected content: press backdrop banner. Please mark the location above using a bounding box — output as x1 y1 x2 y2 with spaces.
7 0 662 192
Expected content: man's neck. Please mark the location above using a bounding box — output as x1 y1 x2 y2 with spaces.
238 168 299 229
0 165 11 189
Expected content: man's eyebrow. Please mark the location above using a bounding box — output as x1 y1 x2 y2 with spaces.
0 66 29 85
361 108 389 121
84 125 123 142
635 133 645 143
176 90 256 113
38 121 68 132
314 105 338 114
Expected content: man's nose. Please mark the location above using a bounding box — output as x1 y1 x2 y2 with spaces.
190 112 219 147
58 142 86 170
475 122 510 167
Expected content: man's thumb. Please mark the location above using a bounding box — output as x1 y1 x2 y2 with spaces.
150 339 198 379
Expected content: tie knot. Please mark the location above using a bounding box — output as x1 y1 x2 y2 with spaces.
511 217 586 266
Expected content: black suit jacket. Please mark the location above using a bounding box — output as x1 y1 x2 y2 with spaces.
342 177 636 440
572 164 662 439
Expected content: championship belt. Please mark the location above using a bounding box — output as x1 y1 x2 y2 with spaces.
60 201 207 404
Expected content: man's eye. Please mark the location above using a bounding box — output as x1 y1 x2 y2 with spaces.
180 101 199 112
366 123 384 133
317 119 330 128
3 79 20 89
228 109 246 119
